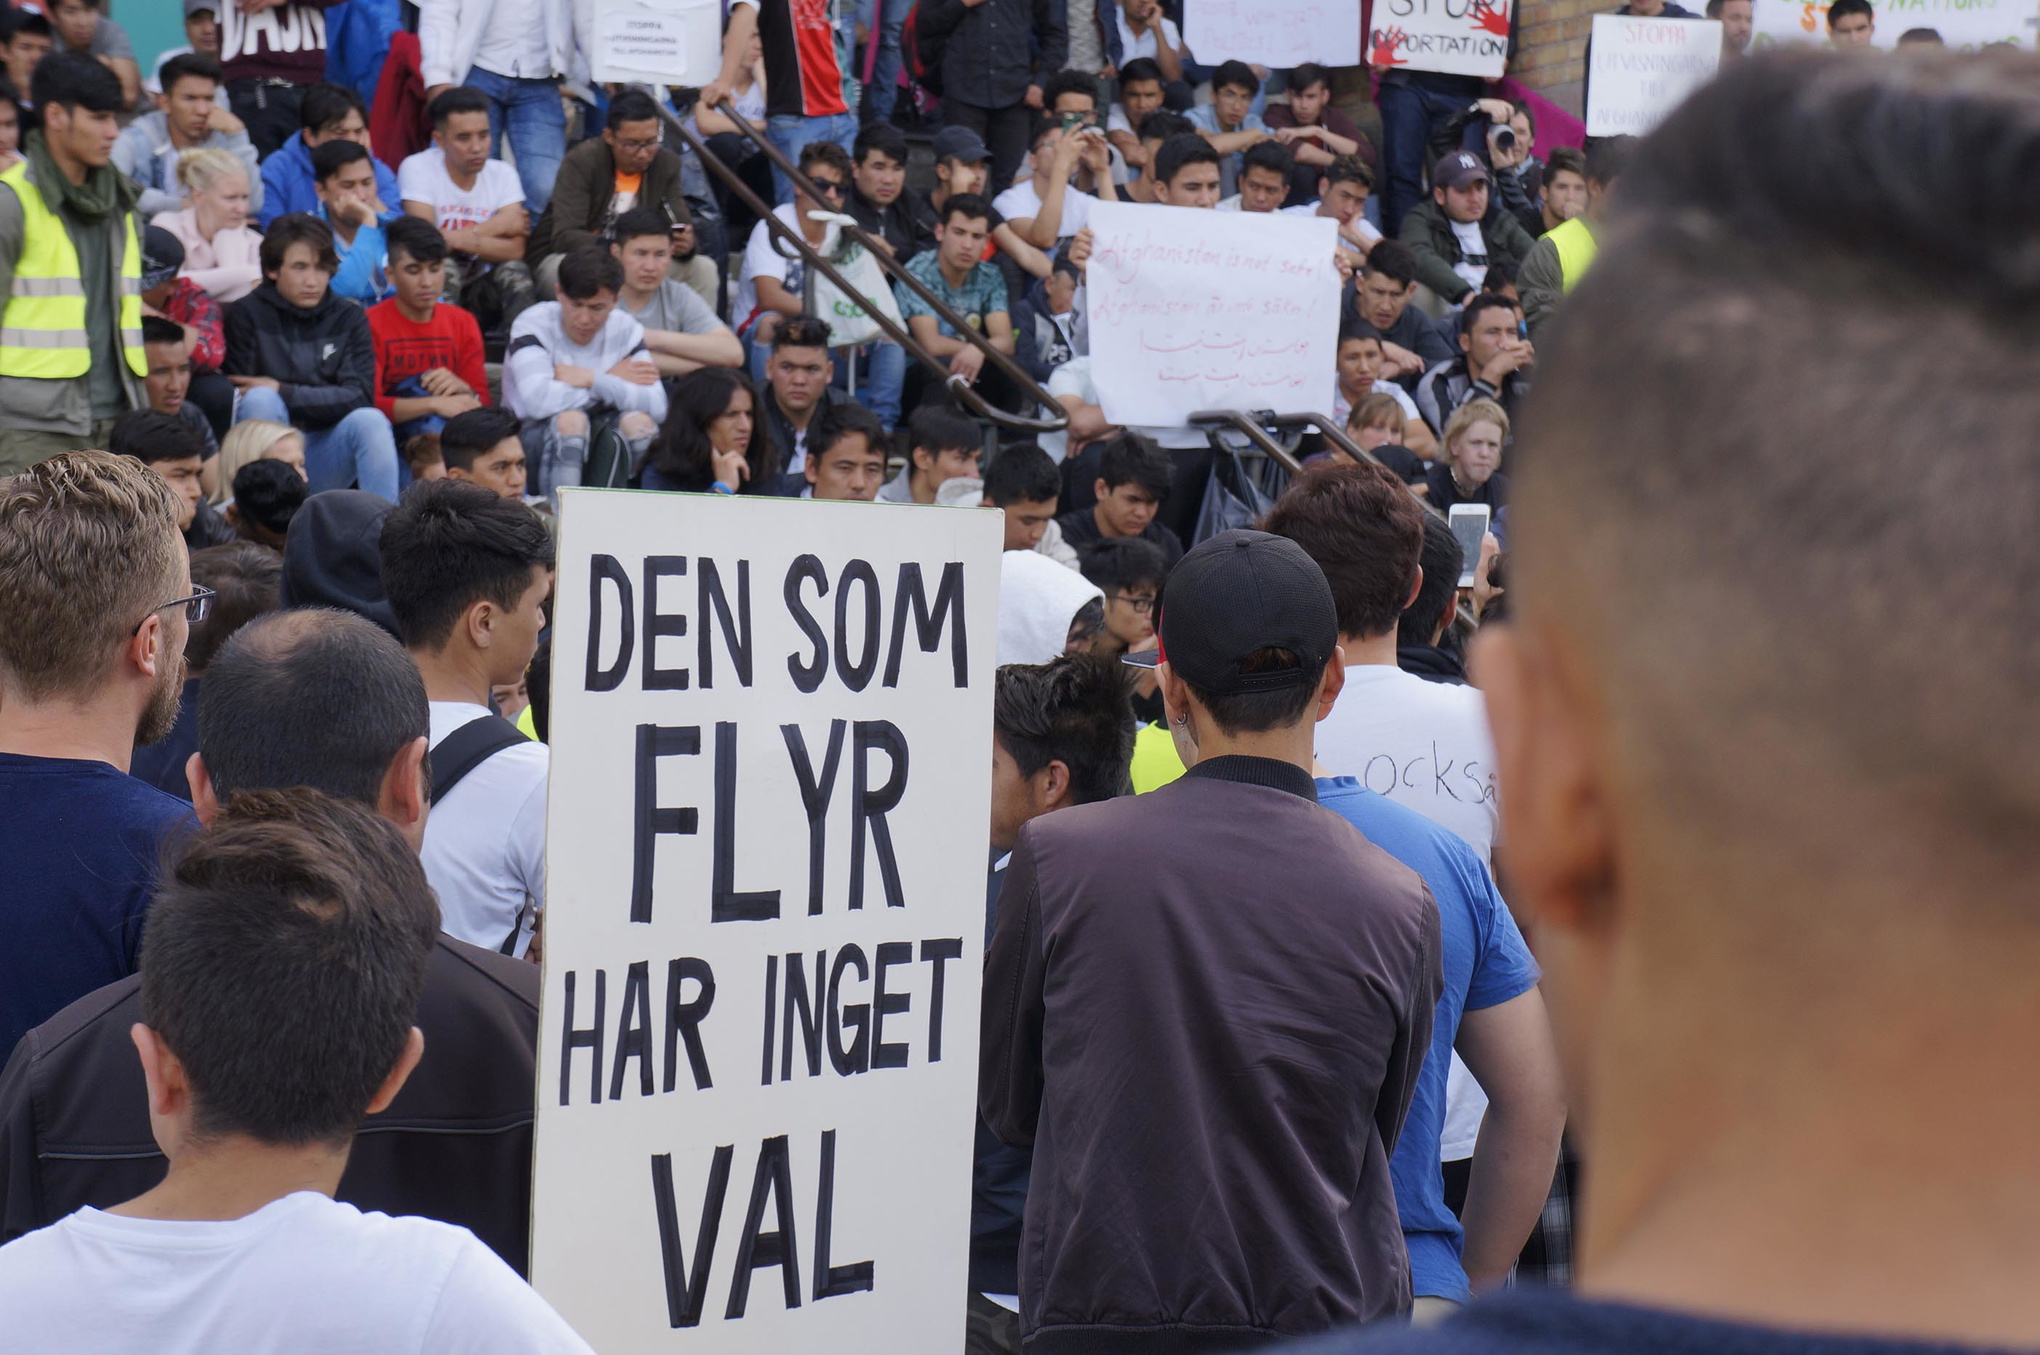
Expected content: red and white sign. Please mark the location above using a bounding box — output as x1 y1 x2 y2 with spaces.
1368 0 1512 80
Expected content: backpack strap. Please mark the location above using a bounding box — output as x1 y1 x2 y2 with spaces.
430 714 531 807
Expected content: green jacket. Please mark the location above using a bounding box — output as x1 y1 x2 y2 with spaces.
1519 232 1564 341
1398 197 1536 306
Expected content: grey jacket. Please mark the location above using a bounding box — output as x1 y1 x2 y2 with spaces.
111 111 263 221
1519 231 1565 341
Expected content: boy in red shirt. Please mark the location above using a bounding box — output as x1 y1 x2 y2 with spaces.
366 215 489 442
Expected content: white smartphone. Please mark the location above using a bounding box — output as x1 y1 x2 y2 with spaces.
1448 504 1491 588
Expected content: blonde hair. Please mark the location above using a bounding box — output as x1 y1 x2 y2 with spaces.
211 420 302 506
177 146 248 199
1346 392 1406 435
1442 398 1509 453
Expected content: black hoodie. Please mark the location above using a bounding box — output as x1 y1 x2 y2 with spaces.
277 490 401 637
223 282 378 430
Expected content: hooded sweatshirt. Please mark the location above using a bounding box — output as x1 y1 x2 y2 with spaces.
277 490 401 636
997 548 1103 666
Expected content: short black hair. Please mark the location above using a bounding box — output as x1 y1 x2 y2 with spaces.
200 608 428 804
556 244 623 301
1322 153 1374 191
1155 132 1220 186
1896 25 1944 43
1077 534 1169 595
610 205 674 246
379 479 555 651
384 214 448 267
1546 145 1587 181
32 50 121 114
606 87 661 129
1182 645 1324 736
300 82 367 134
1461 292 1518 335
231 459 307 540
2 10 52 43
810 401 888 460
1337 317 1384 347
1212 59 1260 95
259 213 339 278
109 409 203 466
1042 68 1097 109
140 789 438 1146
1097 432 1172 501
1825 0 1873 25
982 442 1060 506
429 84 490 128
853 120 908 165
993 654 1134 806
311 136 371 184
774 314 833 351
1398 513 1463 648
1363 238 1419 287
938 191 992 228
439 406 523 473
1289 61 1331 92
1117 57 1164 88
1586 133 1638 186
1261 460 1426 641
141 315 186 347
186 540 281 671
157 51 221 95
1138 109 1195 144
1242 138 1295 179
1482 259 1519 292
908 403 981 464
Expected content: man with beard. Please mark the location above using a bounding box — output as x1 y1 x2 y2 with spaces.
0 451 197 1055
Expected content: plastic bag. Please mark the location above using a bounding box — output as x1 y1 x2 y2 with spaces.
807 217 905 349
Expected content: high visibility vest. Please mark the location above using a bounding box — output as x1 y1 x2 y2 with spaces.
0 160 145 380
1548 216 1598 294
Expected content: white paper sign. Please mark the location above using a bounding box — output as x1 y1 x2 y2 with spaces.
589 0 722 87
1586 14 1723 136
1086 201 1341 428
531 490 1002 1355
1185 0 1361 69
1750 0 2035 48
1367 0 1513 79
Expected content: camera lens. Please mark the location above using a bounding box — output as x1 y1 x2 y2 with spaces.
1494 126 1517 151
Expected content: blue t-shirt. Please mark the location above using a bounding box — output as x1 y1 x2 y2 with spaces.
0 752 193 1055
896 249 1009 343
1316 776 1538 1302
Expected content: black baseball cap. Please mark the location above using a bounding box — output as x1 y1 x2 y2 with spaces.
1122 529 1337 694
932 125 992 165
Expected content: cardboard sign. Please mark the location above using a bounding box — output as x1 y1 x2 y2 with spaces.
1586 14 1723 137
1086 200 1341 427
1185 0 1361 69
588 0 722 87
1749 0 2035 48
1368 0 1512 80
530 489 1002 1354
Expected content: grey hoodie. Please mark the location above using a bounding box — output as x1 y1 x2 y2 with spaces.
110 110 263 221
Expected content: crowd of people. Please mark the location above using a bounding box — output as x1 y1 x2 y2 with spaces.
0 4 2024 1355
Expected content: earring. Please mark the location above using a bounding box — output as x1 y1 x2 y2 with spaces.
1173 713 1188 726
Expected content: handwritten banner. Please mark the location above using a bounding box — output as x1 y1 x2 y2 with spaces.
1368 0 1512 79
1750 0 2035 48
530 490 1002 1354
1086 201 1340 428
1586 14 1723 137
1185 0 1361 69
588 0 723 86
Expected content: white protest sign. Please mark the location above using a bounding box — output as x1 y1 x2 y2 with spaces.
1186 0 1360 69
531 489 1002 1354
1750 0 2035 48
1586 15 1723 137
1368 0 1512 79
589 0 722 87
1086 200 1341 428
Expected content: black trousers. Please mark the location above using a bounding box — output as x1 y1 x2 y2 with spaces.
226 79 307 160
943 99 1031 197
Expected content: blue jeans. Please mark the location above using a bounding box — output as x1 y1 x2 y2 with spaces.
1377 78 1468 239
766 111 857 205
465 66 567 217
238 387 401 501
858 0 908 121
842 340 903 428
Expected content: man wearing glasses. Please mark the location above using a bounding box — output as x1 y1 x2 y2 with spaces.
734 139 853 356
0 450 205 1057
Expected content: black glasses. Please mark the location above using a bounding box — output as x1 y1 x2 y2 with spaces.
132 584 215 636
809 178 847 198
1112 593 1156 615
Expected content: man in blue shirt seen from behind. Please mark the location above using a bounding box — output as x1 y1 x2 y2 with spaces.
0 451 198 1056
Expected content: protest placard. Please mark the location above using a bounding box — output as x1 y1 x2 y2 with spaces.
1750 0 2035 47
1185 0 1360 70
1085 200 1341 428
1586 14 1723 137
588 0 721 87
529 489 1002 1354
1367 0 1512 80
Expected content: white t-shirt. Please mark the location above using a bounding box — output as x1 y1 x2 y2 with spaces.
1039 355 1208 462
1314 663 1500 864
1114 10 1184 62
423 702 549 957
1332 378 1420 427
1448 218 1489 294
397 151 525 259
735 201 809 331
469 0 554 79
0 1193 592 1354
992 179 1094 240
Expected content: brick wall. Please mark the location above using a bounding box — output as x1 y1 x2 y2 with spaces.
1511 0 1607 116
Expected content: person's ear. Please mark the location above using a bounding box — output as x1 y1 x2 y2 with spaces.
1038 757 1073 812
188 751 221 825
378 735 430 840
223 501 242 528
364 1027 426 1116
1314 645 1346 722
1405 567 1424 611
1157 660 1194 742
1093 476 1110 502
130 1023 192 1130
127 612 167 683
911 445 932 473
1459 329 1473 355
465 598 494 649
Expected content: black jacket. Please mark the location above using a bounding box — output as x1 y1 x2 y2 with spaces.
1425 462 1509 513
184 496 237 551
223 283 377 430
1397 643 1469 685
917 0 1067 111
527 137 693 266
0 934 540 1273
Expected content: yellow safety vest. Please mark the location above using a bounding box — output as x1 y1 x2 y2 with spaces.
0 159 145 380
1548 216 1598 294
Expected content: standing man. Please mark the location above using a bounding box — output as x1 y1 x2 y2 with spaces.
217 0 343 158
1519 135 1635 340
916 0 1067 196
0 54 144 471
700 0 855 205
418 0 577 217
983 528 1441 1348
401 86 532 334
112 53 261 221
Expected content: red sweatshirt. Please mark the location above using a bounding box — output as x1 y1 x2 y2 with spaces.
366 298 490 419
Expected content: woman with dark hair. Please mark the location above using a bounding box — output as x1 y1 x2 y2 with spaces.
642 366 779 494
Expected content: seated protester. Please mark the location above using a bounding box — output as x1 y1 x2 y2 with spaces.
399 86 532 334
406 432 446 484
1073 535 1167 722
367 215 490 441
1265 62 1372 204
1103 56 1169 189
224 214 402 502
0 12 53 117
1151 132 1223 208
924 124 1053 318
996 120 1117 252
140 315 219 467
1397 514 1470 684
258 82 399 231
438 406 529 500
1399 150 1536 310
0 790 589 1350
312 139 391 304
224 457 307 548
801 403 890 502
526 89 713 311
274 490 401 636
983 440 1077 563
1012 248 1085 383
1056 431 1184 565
1532 144 1588 237
209 418 306 507
112 52 259 221
1335 321 1435 457
1425 397 1509 513
734 140 851 348
1038 353 1209 483
878 403 983 504
847 121 934 259
1121 108 1196 205
755 315 850 479
0 74 21 173
152 146 262 303
108 409 234 550
1340 390 1428 487
139 225 232 438
998 548 1106 664
1519 135 1635 341
1415 293 1533 435
1043 69 1127 196
608 207 743 378
896 193 1019 411
1349 239 1457 382
47 0 139 110
1217 138 1295 213
143 0 226 97
1185 59 1272 197
379 480 554 959
502 245 668 499
1307 155 1384 269
641 366 772 494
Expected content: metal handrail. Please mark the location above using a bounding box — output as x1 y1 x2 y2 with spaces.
1187 409 1305 474
658 99 1067 434
1269 412 1450 524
